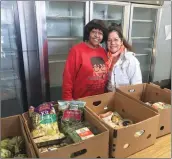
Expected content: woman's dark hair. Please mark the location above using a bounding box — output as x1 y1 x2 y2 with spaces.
107 23 133 51
83 19 107 43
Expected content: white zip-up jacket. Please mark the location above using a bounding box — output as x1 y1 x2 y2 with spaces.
107 51 142 92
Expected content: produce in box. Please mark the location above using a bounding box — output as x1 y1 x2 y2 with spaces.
0 136 27 158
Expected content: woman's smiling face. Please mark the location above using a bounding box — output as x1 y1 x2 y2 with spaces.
107 31 123 54
88 28 103 48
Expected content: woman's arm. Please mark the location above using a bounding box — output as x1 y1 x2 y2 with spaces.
62 47 80 100
128 56 142 85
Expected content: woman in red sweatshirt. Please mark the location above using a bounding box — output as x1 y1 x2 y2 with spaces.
62 19 109 100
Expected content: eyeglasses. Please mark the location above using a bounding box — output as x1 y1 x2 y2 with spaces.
91 30 103 36
107 39 120 43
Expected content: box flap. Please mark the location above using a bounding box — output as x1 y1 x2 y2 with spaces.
19 116 37 158
117 83 171 104
144 84 171 104
1 115 21 139
79 92 115 115
116 83 146 101
113 92 158 122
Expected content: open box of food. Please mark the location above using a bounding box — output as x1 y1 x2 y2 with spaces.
117 83 171 137
22 108 109 158
1 115 36 158
80 92 160 158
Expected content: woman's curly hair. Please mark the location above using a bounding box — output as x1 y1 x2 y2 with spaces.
83 19 107 43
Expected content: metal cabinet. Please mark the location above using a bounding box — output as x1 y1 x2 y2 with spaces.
90 1 130 40
90 1 161 82
129 1 164 5
35 1 162 101
35 1 89 101
128 4 161 82
1 1 27 117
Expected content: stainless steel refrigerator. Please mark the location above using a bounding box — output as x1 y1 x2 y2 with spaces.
1 1 27 117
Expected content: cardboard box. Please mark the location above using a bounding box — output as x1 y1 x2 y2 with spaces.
80 92 160 158
117 83 171 137
22 109 109 158
1 115 36 158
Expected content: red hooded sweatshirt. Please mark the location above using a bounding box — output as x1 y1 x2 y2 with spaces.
62 42 108 100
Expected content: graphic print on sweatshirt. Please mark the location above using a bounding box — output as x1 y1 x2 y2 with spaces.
89 56 108 80
86 56 108 91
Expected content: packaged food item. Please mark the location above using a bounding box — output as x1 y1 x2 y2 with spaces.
62 110 82 123
163 103 171 109
99 111 119 128
111 112 123 124
99 111 113 118
62 121 97 143
29 102 63 139
152 102 165 110
57 101 98 144
145 102 152 106
58 100 86 110
145 101 171 110
119 119 133 127
29 102 66 148
69 101 86 114
99 111 133 128
76 127 94 140
58 101 70 111
58 100 86 127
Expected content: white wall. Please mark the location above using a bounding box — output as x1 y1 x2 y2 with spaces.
153 1 171 82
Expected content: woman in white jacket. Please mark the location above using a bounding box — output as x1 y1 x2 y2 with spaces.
106 25 142 92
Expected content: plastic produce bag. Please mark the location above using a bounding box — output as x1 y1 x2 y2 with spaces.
58 100 86 124
29 102 64 139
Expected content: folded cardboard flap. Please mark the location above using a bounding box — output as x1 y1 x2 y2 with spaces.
144 84 171 104
150 82 161 88
117 83 171 104
22 109 109 158
1 115 36 158
20 116 37 157
80 92 115 115
163 88 171 93
1 115 21 138
116 84 146 100
22 113 40 157
113 92 159 122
